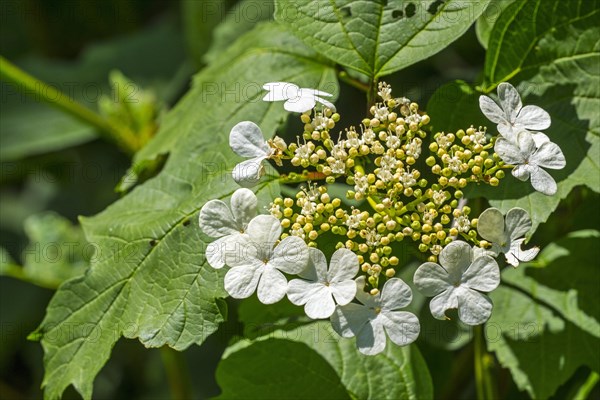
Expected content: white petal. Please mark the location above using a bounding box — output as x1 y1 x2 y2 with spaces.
456 287 493 325
529 166 557 195
232 157 266 186
300 247 327 281
224 262 262 299
509 238 539 264
330 280 357 306
230 188 257 229
284 97 316 113
531 132 551 146
414 262 451 297
257 265 288 304
356 316 387 355
205 236 229 269
517 105 551 131
300 88 333 98
439 241 472 281
328 248 359 283
382 311 420 346
479 95 505 124
331 303 371 338
497 122 517 140
246 215 282 259
199 199 238 237
477 208 506 244
262 82 299 101
354 276 379 308
512 164 532 181
429 288 458 320
270 236 309 274
505 250 520 267
229 121 269 158
516 131 537 156
380 278 413 311
287 279 323 305
504 207 532 241
223 234 259 267
495 137 526 165
497 82 522 122
533 141 566 170
313 95 336 112
472 245 499 260
462 256 500 292
303 287 336 319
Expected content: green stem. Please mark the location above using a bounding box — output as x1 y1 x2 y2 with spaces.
574 371 599 400
278 171 327 184
0 263 62 290
397 193 430 216
0 56 138 155
338 70 369 92
366 78 378 109
160 346 193 400
474 325 497 400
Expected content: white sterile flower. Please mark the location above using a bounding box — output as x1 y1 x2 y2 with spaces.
229 121 273 186
477 207 539 267
495 131 566 195
414 241 500 325
331 276 420 356
199 188 257 269
287 248 358 319
479 82 551 142
262 82 335 113
223 215 309 304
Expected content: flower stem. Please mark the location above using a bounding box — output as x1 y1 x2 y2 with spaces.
279 171 327 184
474 325 497 400
338 70 369 92
396 193 430 216
160 346 193 400
0 56 138 155
574 371 599 400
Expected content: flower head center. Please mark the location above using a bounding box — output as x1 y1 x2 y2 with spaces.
374 306 382 314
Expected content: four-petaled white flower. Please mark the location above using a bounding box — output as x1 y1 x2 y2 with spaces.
477 207 539 267
223 214 309 304
199 188 257 269
414 241 500 326
287 248 358 319
263 82 335 113
331 276 420 356
495 131 565 195
479 82 551 143
229 121 273 187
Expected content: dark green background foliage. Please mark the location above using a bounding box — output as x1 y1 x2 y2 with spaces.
0 0 598 399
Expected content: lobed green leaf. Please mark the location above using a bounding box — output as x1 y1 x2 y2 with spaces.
33 22 338 400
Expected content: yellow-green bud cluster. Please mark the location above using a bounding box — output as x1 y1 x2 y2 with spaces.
267 82 509 293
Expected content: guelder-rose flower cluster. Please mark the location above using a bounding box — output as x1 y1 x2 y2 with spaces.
198 81 559 355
